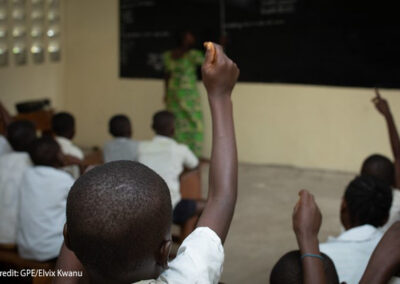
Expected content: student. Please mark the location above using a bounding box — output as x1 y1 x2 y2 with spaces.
54 43 239 284
52 112 84 179
103 114 139 163
139 110 205 227
360 222 400 284
319 175 392 284
17 137 75 261
367 89 400 230
0 120 36 245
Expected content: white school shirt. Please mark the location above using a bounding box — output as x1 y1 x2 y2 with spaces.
17 166 74 261
320 224 383 284
56 136 84 179
138 135 199 208
0 152 32 244
0 135 12 156
134 227 224 284
382 189 400 232
103 137 139 163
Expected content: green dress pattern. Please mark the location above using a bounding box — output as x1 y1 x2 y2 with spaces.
163 49 204 157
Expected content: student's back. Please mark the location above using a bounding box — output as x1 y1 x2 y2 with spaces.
17 137 74 261
319 176 392 284
0 121 36 245
139 135 198 207
103 137 139 162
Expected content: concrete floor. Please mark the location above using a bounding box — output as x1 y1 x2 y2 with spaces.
199 163 356 284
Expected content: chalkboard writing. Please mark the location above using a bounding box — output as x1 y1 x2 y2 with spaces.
120 0 400 88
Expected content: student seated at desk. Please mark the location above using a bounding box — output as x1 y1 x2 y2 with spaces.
0 121 36 245
319 176 392 284
139 110 205 226
103 114 139 163
52 112 84 179
17 137 75 261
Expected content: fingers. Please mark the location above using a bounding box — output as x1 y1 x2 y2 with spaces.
375 88 381 99
203 42 216 64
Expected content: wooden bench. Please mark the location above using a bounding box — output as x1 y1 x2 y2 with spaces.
0 245 55 284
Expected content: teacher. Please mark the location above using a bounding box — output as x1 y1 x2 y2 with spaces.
163 30 204 157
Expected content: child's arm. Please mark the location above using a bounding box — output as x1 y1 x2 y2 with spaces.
373 89 400 187
293 190 326 284
196 43 239 243
360 222 400 284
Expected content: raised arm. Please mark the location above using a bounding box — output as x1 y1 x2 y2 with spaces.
293 190 326 284
196 43 239 243
360 222 400 284
373 89 400 187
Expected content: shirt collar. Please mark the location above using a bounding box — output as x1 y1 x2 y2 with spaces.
153 135 175 142
333 224 381 242
56 136 72 145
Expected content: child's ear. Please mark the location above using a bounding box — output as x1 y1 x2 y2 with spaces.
63 223 72 250
157 240 172 269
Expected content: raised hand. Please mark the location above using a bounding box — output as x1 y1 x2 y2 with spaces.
372 88 391 117
293 189 322 243
202 42 239 99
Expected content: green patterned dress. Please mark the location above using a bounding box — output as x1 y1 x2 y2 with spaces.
163 49 204 157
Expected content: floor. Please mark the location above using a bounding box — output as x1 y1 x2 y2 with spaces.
198 163 356 284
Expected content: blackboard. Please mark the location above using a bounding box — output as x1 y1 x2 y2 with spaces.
120 0 400 88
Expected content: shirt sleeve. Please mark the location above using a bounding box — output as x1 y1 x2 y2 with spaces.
181 145 199 169
158 227 224 284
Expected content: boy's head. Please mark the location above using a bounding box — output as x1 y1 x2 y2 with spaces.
29 137 63 168
52 112 76 140
109 114 132 138
7 120 36 152
65 161 172 283
270 250 339 284
340 175 392 230
361 154 394 187
152 111 175 137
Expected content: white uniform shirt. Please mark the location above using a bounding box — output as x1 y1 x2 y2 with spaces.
103 137 139 163
56 136 84 179
0 135 12 156
382 189 400 232
134 227 224 284
17 166 74 261
139 135 199 208
0 152 32 244
320 224 383 284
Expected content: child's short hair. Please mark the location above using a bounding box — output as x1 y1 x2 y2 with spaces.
361 154 394 186
7 120 36 152
345 175 392 228
109 114 131 137
152 111 175 136
66 161 172 282
270 250 339 284
52 112 75 137
29 137 61 167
